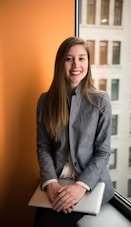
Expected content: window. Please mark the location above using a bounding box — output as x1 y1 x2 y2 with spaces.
79 0 131 202
128 179 131 197
109 148 117 169
87 0 96 24
130 114 131 134
100 41 108 64
79 0 82 24
112 181 117 189
86 40 95 64
129 147 131 167
112 115 118 135
111 79 119 101
112 41 120 64
101 0 109 25
114 0 123 25
99 79 107 91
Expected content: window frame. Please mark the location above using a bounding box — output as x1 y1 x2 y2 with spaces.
111 79 119 101
114 0 123 26
87 0 96 24
86 40 95 64
75 0 131 221
101 0 109 25
112 41 121 64
99 79 107 91
129 147 131 167
109 148 117 169
130 114 131 134
100 40 108 65
112 114 118 135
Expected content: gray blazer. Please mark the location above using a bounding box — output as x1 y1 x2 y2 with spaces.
37 86 114 204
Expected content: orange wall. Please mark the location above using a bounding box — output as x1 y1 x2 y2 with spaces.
0 1 75 226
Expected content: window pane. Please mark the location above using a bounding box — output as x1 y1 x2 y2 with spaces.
87 40 95 64
100 41 107 64
109 149 117 169
112 181 117 189
79 0 131 200
128 179 131 197
101 0 109 25
79 0 82 24
111 79 119 100
99 79 107 91
87 0 96 24
112 115 118 135
114 0 123 25
112 41 120 64
129 147 131 167
130 114 131 134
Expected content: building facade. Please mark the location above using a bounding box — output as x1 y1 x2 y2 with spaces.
79 0 131 200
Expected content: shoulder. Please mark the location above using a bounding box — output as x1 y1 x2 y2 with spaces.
89 90 111 111
89 90 110 102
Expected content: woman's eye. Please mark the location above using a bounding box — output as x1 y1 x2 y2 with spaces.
65 57 73 62
79 57 85 61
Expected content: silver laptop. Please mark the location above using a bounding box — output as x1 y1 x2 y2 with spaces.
28 179 105 215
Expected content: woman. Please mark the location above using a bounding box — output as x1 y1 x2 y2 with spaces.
34 37 114 227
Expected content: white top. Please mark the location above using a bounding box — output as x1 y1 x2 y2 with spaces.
42 152 90 191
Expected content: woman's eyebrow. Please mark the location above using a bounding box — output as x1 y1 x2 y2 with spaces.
79 54 87 56
66 54 87 56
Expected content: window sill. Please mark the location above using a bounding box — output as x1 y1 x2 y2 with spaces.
77 190 130 227
80 24 124 30
77 203 130 227
110 190 131 221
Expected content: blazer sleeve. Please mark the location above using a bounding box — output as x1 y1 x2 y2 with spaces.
76 92 112 189
36 93 58 186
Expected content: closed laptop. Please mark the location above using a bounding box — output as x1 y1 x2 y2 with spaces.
28 179 105 215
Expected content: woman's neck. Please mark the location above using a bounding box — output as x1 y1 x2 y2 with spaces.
66 84 77 98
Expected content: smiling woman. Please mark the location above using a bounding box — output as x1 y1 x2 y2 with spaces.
65 45 88 89
34 36 114 227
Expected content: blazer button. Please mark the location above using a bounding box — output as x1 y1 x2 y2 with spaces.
74 162 77 167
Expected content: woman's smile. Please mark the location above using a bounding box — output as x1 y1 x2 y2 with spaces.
70 70 81 76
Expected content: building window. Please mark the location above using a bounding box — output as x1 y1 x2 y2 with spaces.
128 179 131 197
87 40 95 64
87 0 96 24
111 79 119 101
79 0 82 24
112 181 117 189
112 115 118 135
129 147 131 167
99 79 107 91
101 0 109 25
100 41 108 64
109 148 117 169
130 114 131 134
112 41 121 64
114 0 123 25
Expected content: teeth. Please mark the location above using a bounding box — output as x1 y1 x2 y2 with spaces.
71 71 80 75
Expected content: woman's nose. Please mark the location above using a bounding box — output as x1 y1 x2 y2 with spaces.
72 58 79 67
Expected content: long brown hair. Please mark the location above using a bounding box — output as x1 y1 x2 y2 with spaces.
44 37 95 141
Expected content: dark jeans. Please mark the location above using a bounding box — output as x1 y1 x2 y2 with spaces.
34 207 84 227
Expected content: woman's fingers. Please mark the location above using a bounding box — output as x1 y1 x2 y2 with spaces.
52 184 86 212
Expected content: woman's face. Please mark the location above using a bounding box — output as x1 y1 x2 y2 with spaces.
64 44 88 89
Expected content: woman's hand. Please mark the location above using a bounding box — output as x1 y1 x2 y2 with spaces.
47 182 62 203
52 184 86 213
